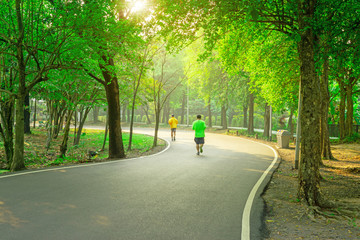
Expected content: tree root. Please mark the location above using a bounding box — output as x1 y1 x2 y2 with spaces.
306 206 341 221
305 200 360 223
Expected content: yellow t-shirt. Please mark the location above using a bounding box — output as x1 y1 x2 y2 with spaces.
168 117 178 128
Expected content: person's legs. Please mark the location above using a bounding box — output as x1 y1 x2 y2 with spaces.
173 128 176 141
171 128 175 141
198 138 204 153
194 138 200 155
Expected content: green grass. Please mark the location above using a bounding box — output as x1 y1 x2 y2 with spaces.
72 129 156 154
62 129 162 164
0 128 163 171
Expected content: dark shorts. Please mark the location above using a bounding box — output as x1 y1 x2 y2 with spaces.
171 128 176 133
194 137 205 145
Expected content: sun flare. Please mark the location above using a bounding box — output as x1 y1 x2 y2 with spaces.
131 0 146 12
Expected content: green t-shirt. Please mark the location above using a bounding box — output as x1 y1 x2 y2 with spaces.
192 119 207 138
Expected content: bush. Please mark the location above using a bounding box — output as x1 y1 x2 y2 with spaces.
343 133 360 143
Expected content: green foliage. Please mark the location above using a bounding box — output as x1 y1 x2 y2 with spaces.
52 157 65 166
1 0 360 174
226 128 277 141
343 133 360 144
218 23 299 112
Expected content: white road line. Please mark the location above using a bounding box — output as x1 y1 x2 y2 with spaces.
241 140 279 240
0 138 171 179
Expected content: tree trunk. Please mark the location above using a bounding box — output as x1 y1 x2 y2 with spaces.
101 56 125 159
45 101 54 151
153 102 161 147
58 108 66 134
127 105 131 123
11 95 26 171
221 105 227 129
24 93 31 134
93 106 100 123
288 108 294 135
243 104 248 128
74 107 91 146
52 105 60 138
128 89 139 151
102 112 109 151
145 112 151 124
59 110 73 158
338 81 346 139
129 60 145 150
180 92 186 124
11 0 26 171
248 93 254 135
207 98 212 128
264 103 270 139
73 110 78 144
33 99 37 129
295 80 302 169
51 102 66 139
297 0 322 207
162 100 168 124
345 79 354 137
320 53 335 160
143 104 152 124
0 100 15 168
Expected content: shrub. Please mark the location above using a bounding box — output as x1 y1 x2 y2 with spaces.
343 133 360 143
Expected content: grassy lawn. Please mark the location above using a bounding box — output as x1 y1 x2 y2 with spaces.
0 128 165 171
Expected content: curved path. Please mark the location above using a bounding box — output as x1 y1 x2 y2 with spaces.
0 128 278 240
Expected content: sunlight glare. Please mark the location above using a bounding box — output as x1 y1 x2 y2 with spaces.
132 0 146 12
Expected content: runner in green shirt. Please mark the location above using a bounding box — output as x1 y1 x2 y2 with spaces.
192 115 207 155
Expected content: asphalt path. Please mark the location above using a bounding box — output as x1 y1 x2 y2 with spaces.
0 128 278 240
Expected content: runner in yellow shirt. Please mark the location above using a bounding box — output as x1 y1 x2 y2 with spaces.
168 114 178 141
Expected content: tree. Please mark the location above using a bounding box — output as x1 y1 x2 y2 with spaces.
127 37 161 150
184 38 245 129
152 0 344 207
150 46 185 147
0 0 79 170
77 0 146 159
319 49 335 160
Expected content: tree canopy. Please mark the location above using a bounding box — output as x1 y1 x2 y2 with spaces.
1 0 360 210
